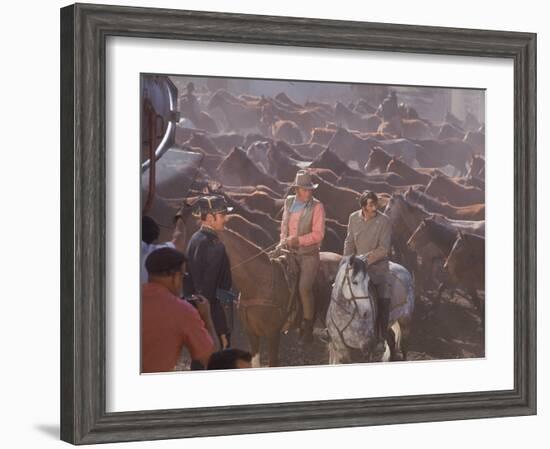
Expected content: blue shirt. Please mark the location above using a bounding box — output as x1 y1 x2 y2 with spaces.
289 198 307 213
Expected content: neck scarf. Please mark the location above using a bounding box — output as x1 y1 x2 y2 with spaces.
289 197 308 213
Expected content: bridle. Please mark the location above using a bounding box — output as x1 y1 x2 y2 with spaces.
329 264 376 351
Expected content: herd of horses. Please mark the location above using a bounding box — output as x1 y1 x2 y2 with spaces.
146 82 486 367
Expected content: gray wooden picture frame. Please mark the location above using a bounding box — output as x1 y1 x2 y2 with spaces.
60 2 537 445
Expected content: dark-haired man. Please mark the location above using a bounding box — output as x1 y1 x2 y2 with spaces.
207 349 253 370
185 195 234 351
343 191 392 344
141 215 176 284
141 215 188 284
141 247 216 373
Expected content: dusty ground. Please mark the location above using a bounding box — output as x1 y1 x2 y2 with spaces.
176 288 484 370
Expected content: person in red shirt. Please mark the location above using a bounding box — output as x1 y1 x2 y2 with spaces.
279 170 326 342
141 247 216 373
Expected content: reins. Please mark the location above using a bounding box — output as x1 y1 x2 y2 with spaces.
230 240 280 271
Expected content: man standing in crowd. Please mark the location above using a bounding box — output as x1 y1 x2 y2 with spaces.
141 247 216 373
280 170 326 343
343 191 393 347
380 90 399 121
185 195 234 350
141 215 187 284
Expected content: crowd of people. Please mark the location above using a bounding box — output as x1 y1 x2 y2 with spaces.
141 196 252 373
141 166 394 371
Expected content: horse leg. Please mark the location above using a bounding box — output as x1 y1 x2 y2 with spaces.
392 321 404 361
267 333 281 367
328 342 338 364
385 327 398 361
329 340 350 365
247 332 261 368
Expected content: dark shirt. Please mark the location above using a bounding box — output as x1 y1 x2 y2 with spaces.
185 227 232 302
381 96 398 121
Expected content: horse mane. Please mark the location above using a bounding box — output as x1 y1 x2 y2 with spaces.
387 157 410 173
395 193 430 216
211 88 240 105
431 172 481 192
350 254 368 278
407 188 449 211
314 147 346 170
221 146 260 172
424 215 459 242
369 145 392 163
315 173 360 196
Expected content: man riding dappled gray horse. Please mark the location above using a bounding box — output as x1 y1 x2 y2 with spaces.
327 191 415 363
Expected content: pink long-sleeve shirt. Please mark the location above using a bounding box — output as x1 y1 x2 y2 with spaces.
280 202 326 247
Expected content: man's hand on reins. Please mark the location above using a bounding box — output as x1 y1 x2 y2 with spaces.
285 236 300 248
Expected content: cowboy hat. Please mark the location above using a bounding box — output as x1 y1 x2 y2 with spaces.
291 170 318 190
192 195 233 217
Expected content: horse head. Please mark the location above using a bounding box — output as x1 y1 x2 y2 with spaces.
328 255 377 357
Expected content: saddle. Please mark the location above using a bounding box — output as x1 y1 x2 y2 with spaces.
269 246 302 332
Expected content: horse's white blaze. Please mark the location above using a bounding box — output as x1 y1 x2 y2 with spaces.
251 353 261 368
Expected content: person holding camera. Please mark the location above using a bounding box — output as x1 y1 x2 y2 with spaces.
141 247 217 373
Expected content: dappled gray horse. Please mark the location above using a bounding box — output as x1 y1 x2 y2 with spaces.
327 255 415 364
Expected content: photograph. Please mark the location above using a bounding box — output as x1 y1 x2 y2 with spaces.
140 74 486 372
58 3 537 444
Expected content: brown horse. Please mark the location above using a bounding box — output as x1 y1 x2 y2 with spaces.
466 154 485 180
208 90 261 131
405 186 485 221
365 146 392 173
386 156 431 186
179 97 219 134
425 173 484 207
218 228 342 367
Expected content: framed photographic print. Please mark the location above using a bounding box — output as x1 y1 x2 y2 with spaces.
60 3 536 445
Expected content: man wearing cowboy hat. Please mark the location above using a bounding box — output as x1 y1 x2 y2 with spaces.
185 195 234 353
280 170 326 343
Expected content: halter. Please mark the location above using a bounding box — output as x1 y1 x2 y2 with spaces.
329 264 376 352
